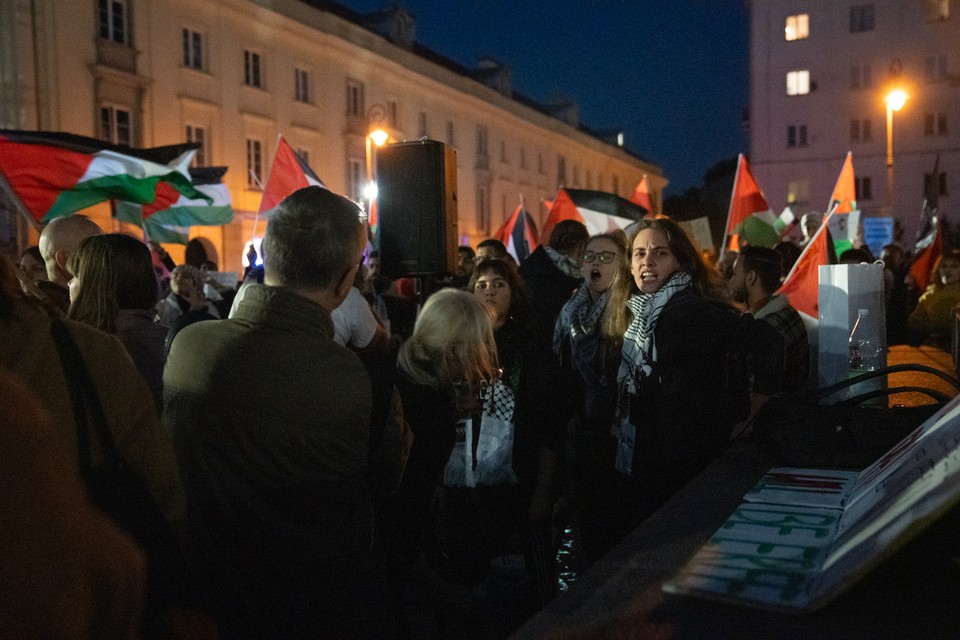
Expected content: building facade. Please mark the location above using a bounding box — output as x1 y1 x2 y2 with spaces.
749 0 958 247
0 0 662 269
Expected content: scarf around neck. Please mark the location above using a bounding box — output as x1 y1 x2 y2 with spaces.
618 271 692 392
545 245 582 279
553 284 609 355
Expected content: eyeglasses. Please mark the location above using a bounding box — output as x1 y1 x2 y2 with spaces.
582 250 620 264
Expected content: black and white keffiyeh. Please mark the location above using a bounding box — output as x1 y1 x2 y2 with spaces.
545 245 582 279
617 271 692 392
553 284 609 355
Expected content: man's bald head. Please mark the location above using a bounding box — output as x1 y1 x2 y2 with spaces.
38 216 104 285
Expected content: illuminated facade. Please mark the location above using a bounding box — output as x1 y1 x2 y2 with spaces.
749 0 958 246
0 0 662 268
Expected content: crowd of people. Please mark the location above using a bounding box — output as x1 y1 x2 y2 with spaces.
2 185 956 639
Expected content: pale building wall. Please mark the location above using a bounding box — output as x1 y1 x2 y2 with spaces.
5 0 662 270
750 0 958 247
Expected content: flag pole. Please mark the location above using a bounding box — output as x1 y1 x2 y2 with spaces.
0 169 42 233
719 153 744 263
249 167 266 247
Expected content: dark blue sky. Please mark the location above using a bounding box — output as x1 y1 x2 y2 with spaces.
337 1 750 196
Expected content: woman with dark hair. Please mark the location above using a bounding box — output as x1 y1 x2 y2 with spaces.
604 217 784 537
68 233 168 409
457 258 563 618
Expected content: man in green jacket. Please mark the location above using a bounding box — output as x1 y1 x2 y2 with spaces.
164 186 404 639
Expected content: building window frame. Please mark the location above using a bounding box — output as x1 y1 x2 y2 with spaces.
446 121 455 147
182 28 203 71
477 184 490 234
787 124 808 147
294 68 310 103
346 80 364 117
246 138 263 189
785 14 809 41
850 5 875 33
850 64 873 89
185 124 206 167
347 157 364 204
100 104 132 146
98 0 130 45
924 111 949 136
786 70 811 96
855 176 873 201
243 50 263 88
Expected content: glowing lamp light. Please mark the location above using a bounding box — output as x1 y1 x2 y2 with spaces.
369 129 389 147
885 89 907 112
362 181 378 201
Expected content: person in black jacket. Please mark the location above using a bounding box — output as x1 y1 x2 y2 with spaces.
519 220 589 341
604 217 785 539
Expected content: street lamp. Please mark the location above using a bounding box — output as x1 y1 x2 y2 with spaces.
365 128 389 225
884 89 908 211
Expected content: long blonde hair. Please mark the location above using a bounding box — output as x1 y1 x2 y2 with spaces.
397 289 499 392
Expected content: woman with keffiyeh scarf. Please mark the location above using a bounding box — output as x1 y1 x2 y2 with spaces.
602 218 785 540
553 230 629 562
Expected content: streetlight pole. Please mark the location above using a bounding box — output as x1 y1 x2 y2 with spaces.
884 89 907 212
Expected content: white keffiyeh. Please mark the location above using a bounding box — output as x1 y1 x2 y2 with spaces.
617 271 692 393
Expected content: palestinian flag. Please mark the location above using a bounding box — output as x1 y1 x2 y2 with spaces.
494 203 539 263
826 152 858 256
776 208 836 320
541 188 645 244
0 130 206 223
723 154 779 253
909 155 943 291
115 167 233 244
258 135 326 215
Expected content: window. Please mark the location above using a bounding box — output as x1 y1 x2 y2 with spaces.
557 156 567 186
294 68 310 103
787 124 808 147
246 138 262 188
388 101 399 127
476 125 488 156
925 0 949 21
520 147 527 170
850 119 872 142
855 176 873 201
537 152 544 174
182 28 203 70
573 165 580 186
925 55 949 81
786 70 810 95
346 80 364 117
418 112 428 138
785 14 809 41
185 125 206 167
850 65 873 89
612 175 620 196
500 140 508 164
347 158 364 204
243 50 262 88
100 105 131 145
446 121 455 147
477 184 490 233
586 170 592 189
850 5 875 32
98 0 130 45
924 112 949 136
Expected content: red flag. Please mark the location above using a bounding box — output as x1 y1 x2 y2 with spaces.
629 174 653 214
494 203 539 263
258 136 325 214
909 222 942 291
539 189 585 244
723 154 772 252
776 212 834 319
829 152 857 214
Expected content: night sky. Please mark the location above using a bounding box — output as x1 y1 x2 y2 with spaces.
336 0 751 196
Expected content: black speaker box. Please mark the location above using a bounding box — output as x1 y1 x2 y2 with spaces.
376 140 458 278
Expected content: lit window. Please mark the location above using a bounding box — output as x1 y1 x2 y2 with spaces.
182 29 203 70
850 5 875 33
185 125 206 167
98 0 130 45
925 0 949 21
294 68 310 103
246 138 262 188
100 105 132 145
786 70 810 95
244 50 262 88
785 14 809 41
346 80 364 116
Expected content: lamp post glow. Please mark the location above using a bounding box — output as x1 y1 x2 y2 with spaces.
885 89 907 210
365 128 388 225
